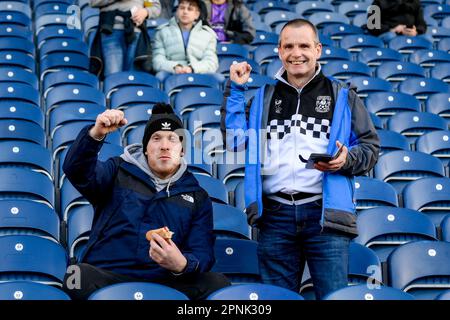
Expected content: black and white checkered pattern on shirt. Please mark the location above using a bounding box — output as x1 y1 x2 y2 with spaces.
266 114 330 140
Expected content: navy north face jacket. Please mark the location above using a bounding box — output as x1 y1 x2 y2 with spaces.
63 125 215 280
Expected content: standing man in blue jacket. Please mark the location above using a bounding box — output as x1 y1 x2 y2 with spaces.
221 19 380 299
63 103 230 300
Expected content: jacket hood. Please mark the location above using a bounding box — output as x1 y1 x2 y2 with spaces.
120 143 188 194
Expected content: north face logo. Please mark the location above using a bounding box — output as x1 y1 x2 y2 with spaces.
161 122 171 130
181 194 194 203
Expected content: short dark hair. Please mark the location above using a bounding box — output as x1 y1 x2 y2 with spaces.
278 19 320 46
178 0 202 10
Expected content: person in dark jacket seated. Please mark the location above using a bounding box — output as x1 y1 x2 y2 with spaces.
366 0 428 42
62 103 230 300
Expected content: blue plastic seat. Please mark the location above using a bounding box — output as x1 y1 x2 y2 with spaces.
43 70 99 99
217 43 249 59
431 62 450 83
355 207 437 262
34 2 70 17
67 204 93 260
369 112 383 130
213 203 251 240
354 176 399 210
0 37 34 56
193 173 228 204
438 37 450 53
0 23 31 40
265 58 282 77
427 26 450 43
409 50 450 68
208 283 304 300
217 151 246 190
263 10 298 30
340 34 384 52
352 12 368 28
442 214 450 242
0 119 45 146
0 51 34 72
39 52 90 81
109 86 168 110
35 14 72 35
0 199 60 242
39 38 88 61
0 101 44 128
388 241 450 299
387 111 448 145
416 130 450 165
0 1 31 18
211 238 260 283
173 87 223 117
358 48 403 67
0 67 38 90
403 177 450 226
252 1 292 15
374 150 445 194
252 44 279 67
295 1 334 17
377 129 410 155
322 23 364 40
251 31 278 46
0 11 31 28
436 289 450 300
348 77 393 98
0 235 67 286
60 179 89 222
0 140 52 179
163 73 221 102
0 82 39 107
104 71 160 99
376 61 426 83
338 2 370 18
120 105 153 142
425 93 450 118
308 12 350 29
322 61 372 80
365 92 420 125
186 105 221 136
0 281 71 300
218 57 261 76
88 282 188 300
389 36 433 54
424 4 450 22
320 46 352 65
324 284 415 300
37 25 83 49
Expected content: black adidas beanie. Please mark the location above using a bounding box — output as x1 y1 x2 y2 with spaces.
142 103 184 150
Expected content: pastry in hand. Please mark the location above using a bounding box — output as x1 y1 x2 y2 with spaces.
146 226 174 243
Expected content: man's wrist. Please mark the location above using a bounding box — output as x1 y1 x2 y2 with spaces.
89 128 106 141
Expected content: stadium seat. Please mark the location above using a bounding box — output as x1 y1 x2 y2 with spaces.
438 37 450 53
0 11 31 29
0 24 32 42
403 177 450 226
217 43 249 60
324 284 415 300
34 2 71 18
308 12 350 29
217 151 246 191
295 1 334 17
369 112 383 130
35 14 72 35
388 240 450 299
207 283 304 300
103 71 160 99
37 25 83 49
218 57 261 76
60 179 89 222
211 238 260 283
424 4 450 22
234 179 246 211
354 176 399 210
0 101 44 128
352 12 368 28
0 82 39 107
186 105 221 136
340 34 384 52
322 23 364 40
442 215 450 242
322 61 372 80
251 31 278 46
425 93 450 119
39 38 88 60
376 61 426 84
416 130 450 165
409 50 450 68
0 199 60 242
163 73 221 102
252 1 292 15
0 1 31 18
0 281 71 300
193 174 228 204
374 150 445 193
263 10 298 30
109 86 168 110
173 87 223 117
376 129 410 155
0 119 45 146
319 46 352 65
427 26 450 43
42 70 99 99
88 282 189 300
387 111 448 145
355 207 437 262
265 58 282 77
338 2 370 18
436 289 450 300
252 44 279 68
183 146 214 177
0 140 52 179
0 37 34 56
431 62 450 83
399 78 450 101
348 77 393 98
212 203 251 240
0 235 67 286
39 52 90 81
0 51 34 72
67 204 93 260
358 48 403 67
388 36 433 54
365 92 421 125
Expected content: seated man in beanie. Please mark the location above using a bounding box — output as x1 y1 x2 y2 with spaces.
62 103 230 300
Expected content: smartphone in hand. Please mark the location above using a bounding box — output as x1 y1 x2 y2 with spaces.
305 144 344 169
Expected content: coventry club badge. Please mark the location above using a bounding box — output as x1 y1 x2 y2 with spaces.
315 96 331 113
274 99 282 114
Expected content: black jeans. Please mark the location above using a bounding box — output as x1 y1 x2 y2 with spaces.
62 263 231 300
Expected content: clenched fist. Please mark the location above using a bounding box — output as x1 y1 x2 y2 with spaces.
230 61 252 85
89 109 128 140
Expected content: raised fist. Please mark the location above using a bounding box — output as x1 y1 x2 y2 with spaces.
89 109 128 140
230 61 252 85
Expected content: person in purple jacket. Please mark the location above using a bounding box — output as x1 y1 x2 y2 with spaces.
62 103 230 300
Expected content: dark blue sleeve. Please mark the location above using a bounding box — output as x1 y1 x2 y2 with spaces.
62 125 121 206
